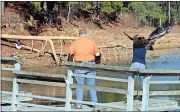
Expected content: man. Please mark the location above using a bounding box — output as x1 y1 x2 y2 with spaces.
68 29 101 109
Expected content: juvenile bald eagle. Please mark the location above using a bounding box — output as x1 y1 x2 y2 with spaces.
123 18 176 50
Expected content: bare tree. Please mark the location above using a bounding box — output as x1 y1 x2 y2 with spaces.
1 1 5 17
168 1 171 22
67 3 71 22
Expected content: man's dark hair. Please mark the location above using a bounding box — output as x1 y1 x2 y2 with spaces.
79 29 87 36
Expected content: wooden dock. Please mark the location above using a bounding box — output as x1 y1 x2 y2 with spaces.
2 97 178 111
2 92 33 104
99 99 179 111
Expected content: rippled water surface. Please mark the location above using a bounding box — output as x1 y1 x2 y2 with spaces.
147 49 180 81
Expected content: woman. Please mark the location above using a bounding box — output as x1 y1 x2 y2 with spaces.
123 23 172 100
126 35 152 90
130 36 151 92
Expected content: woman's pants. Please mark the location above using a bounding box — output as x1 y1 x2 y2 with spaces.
130 62 146 90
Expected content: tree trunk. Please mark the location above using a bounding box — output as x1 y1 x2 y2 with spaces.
95 1 100 19
178 2 180 19
43 2 47 10
1 1 5 17
67 4 71 22
168 1 171 22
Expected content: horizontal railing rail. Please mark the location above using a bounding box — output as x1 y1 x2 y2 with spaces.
70 100 127 109
138 70 180 111
72 73 128 82
1 71 67 111
1 56 22 73
65 62 138 111
1 56 22 65
139 69 180 76
13 71 66 80
71 84 127 94
1 57 67 111
65 61 180 111
65 62 138 73
2 57 180 111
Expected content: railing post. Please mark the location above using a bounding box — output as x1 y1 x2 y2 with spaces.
15 63 21 71
11 62 21 111
11 76 19 111
142 76 151 111
127 75 135 111
65 69 73 111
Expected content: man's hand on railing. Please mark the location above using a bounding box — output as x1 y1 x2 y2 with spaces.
67 53 74 62
95 54 101 64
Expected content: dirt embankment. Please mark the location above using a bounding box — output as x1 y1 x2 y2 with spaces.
1 7 180 68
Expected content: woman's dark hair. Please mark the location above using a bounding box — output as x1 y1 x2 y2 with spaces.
133 36 148 48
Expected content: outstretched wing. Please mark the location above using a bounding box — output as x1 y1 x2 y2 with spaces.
148 27 168 40
148 18 176 41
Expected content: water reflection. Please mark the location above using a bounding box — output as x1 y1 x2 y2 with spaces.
96 71 127 103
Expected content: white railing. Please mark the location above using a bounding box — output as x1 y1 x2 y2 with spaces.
65 62 180 111
65 62 139 111
139 69 180 111
1 71 67 111
1 57 67 111
1 57 180 111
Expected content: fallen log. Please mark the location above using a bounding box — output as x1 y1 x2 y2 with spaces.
98 45 132 49
22 45 43 54
1 34 78 65
1 34 79 40
21 45 67 57
1 42 67 57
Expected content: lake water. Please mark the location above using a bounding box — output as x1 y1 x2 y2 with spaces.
146 49 180 101
147 49 180 81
